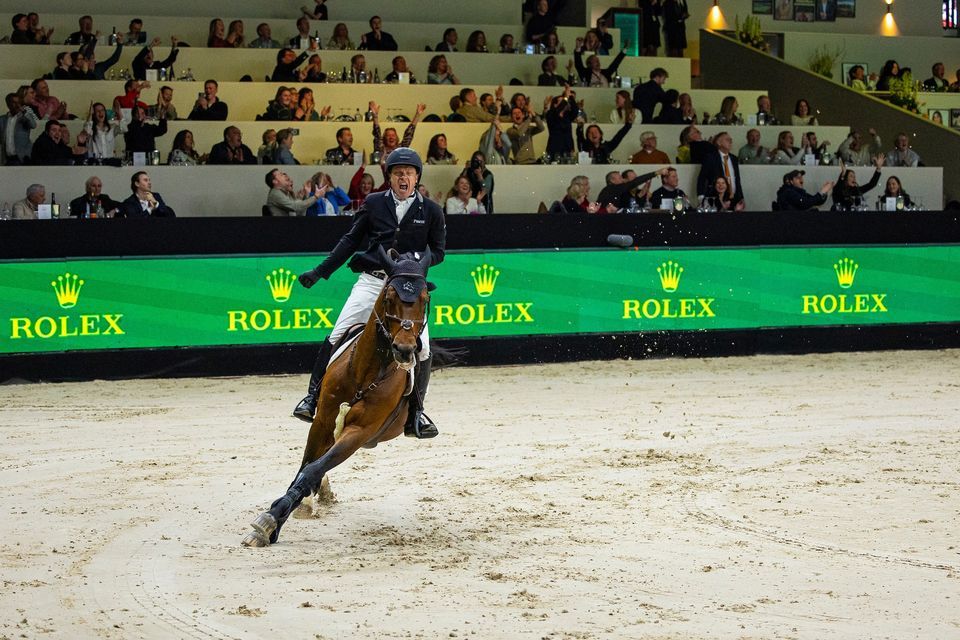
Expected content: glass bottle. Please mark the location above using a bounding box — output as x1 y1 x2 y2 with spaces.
51 193 60 219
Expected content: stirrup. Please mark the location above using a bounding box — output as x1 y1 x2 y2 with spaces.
292 394 317 423
405 411 438 439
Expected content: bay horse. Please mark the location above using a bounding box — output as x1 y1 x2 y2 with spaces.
242 248 433 547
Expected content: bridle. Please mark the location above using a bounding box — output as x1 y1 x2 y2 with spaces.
374 271 430 347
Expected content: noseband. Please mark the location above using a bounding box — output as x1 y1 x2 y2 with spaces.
374 271 430 347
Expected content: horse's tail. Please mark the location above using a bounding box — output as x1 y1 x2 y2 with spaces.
430 342 467 370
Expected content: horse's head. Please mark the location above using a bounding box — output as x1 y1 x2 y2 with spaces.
376 247 432 367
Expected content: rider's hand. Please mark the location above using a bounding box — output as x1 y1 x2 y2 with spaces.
298 268 322 288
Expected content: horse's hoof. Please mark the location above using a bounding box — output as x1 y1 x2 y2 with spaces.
241 530 269 547
248 512 277 542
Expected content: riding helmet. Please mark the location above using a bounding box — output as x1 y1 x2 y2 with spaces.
384 147 423 178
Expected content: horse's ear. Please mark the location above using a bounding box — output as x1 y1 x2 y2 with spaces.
388 248 402 262
376 244 394 272
417 248 432 272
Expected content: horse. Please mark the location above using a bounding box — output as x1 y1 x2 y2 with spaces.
242 248 434 547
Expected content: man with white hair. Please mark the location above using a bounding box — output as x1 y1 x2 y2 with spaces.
12 184 45 219
885 133 921 168
630 130 670 164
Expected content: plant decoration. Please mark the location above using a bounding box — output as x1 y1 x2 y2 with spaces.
808 44 844 79
734 15 770 52
887 73 923 113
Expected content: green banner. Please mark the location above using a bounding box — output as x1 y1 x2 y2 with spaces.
2 246 959 355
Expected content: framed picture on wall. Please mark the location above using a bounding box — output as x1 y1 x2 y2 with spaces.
753 0 774 14
816 0 837 20
842 62 868 86
951 109 960 129
837 0 856 18
928 109 950 126
774 0 794 20
794 0 816 22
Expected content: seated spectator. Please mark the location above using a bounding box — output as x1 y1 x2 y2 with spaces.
577 118 633 164
10 14 35 45
1 91 39 165
791 99 818 126
155 85 177 120
457 87 508 123
189 80 229 120
883 175 912 207
756 95 779 125
542 31 563 54
257 129 277 164
653 89 684 124
597 167 666 210
847 64 876 91
446 96 466 121
348 165 377 209
462 151 495 212
573 41 627 88
805 131 830 160
499 34 517 54
226 20 245 48
769 130 806 165
736 128 768 165
526 0 556 45
360 16 398 51
426 133 458 165
306 171 351 216
435 28 458 52
69 176 120 218
294 88 329 121
650 167 688 208
84 102 125 160
208 19 228 47
66 15 97 46
775 170 833 211
325 127 357 164
446 176 487 214
168 130 206 165
28 13 54 44
288 17 315 49
610 90 634 124
465 30 489 53
113 79 150 113
327 23 355 50
29 79 68 120
265 168 317 216
949 68 960 93
274 128 300 164
876 59 899 91
709 176 744 211
118 171 176 217
303 55 327 83
696 131 742 202
301 0 329 21
831 156 883 210
710 96 739 125
272 48 309 83
12 184 45 219
560 175 598 213
125 19 147 45
125 105 167 153
349 54 369 82
384 56 417 83
676 124 713 164
427 55 458 85
545 89 578 159
632 68 669 123
52 52 85 80
838 128 881 166
208 126 256 164
506 105 545 165
32 120 87 165
249 23 280 49
582 28 610 55
537 56 573 87
885 133 921 167
261 86 296 120
923 63 949 92
631 131 670 164
679 92 697 124
133 37 180 81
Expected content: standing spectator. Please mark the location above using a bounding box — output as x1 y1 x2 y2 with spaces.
208 19 228 47
577 118 633 164
69 176 121 218
838 128 881 166
426 134 457 165
168 130 205 165
435 28 458 52
697 131 743 203
832 156 884 210
66 15 97 46
84 39 125 80
526 0 556 46
427 55 458 84
538 56 573 87
189 80 229 121
737 128 769 165
118 171 176 217
249 23 280 48
632 67 669 123
126 19 147 45
84 102 125 160
155 85 177 120
775 169 833 211
446 176 487 214
301 0 329 21
265 168 318 216
506 104 545 164
12 184 46 219
652 89 683 124
465 30 489 53
359 16 398 51
631 131 670 164
885 133 921 167
208 126 256 165
923 63 949 92
573 40 627 88
638 0 662 56
132 37 180 81
124 105 167 153
327 23 355 50
274 128 300 164
272 48 309 83
1 92 38 165
662 0 688 58
545 88 578 159
113 79 150 113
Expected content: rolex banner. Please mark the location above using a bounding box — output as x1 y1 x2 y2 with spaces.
2 246 959 354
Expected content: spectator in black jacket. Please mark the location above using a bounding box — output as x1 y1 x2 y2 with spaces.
597 167 667 210
118 171 176 217
69 176 121 217
537 55 574 87
435 28 458 52
544 89 578 158
208 126 257 165
696 131 742 202
272 48 309 83
10 14 35 44
124 105 167 152
776 170 834 211
359 16 398 51
573 40 627 88
526 0 556 45
32 120 87 165
132 37 179 81
66 15 96 46
188 80 229 120
632 67 669 123
52 52 86 80
577 117 633 164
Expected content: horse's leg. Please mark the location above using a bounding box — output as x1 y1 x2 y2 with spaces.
291 416 337 519
243 425 372 546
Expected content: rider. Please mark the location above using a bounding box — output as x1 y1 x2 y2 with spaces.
295 147 447 438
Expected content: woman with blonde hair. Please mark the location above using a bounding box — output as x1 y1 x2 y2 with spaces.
306 171 351 215
710 95 739 125
207 18 227 47
326 22 355 50
560 175 599 213
226 20 245 47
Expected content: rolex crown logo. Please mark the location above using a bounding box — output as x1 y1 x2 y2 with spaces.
657 260 683 293
470 264 500 298
266 268 297 302
833 257 858 289
51 272 84 308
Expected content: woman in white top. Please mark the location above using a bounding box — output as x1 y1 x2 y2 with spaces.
609 90 634 124
790 98 819 126
83 102 125 160
769 130 808 165
445 176 487 215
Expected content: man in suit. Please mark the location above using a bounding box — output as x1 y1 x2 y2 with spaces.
69 176 121 218
117 171 176 217
631 67 669 123
294 148 446 439
697 131 744 204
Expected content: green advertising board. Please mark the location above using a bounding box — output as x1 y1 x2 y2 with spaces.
2 246 959 355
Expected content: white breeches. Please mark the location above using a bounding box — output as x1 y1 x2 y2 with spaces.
330 272 430 361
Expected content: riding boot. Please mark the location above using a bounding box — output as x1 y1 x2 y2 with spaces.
293 339 333 422
404 355 438 439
